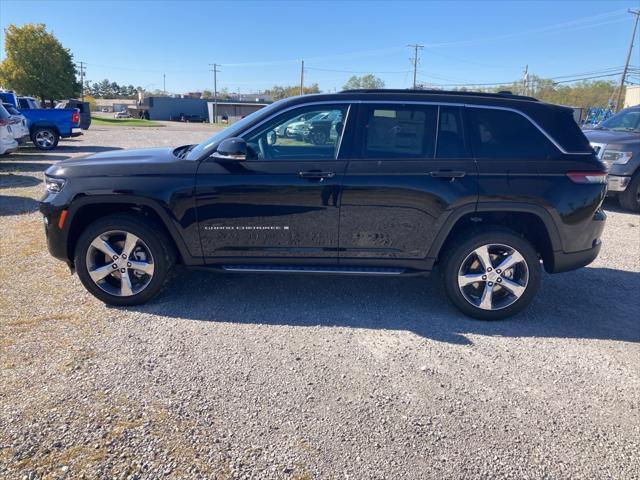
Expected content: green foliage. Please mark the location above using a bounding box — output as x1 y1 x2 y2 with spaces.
0 23 80 103
469 74 623 110
265 83 320 100
86 79 140 99
342 74 385 91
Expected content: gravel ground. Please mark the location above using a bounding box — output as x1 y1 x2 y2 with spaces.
1 123 639 479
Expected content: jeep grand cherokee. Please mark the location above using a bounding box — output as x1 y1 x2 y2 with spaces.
40 89 607 320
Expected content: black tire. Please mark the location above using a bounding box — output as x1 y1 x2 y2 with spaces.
310 130 327 145
74 214 176 306
31 127 59 151
440 227 542 320
618 172 640 212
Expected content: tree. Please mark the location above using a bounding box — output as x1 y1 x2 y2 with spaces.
265 83 320 100
0 23 80 105
342 74 385 91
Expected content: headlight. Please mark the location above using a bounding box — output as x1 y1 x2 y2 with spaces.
602 150 633 165
45 176 66 193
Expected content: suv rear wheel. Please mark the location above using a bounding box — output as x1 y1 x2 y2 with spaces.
618 172 640 212
74 214 175 306
441 228 541 320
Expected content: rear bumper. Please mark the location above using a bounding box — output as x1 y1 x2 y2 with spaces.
549 241 602 273
547 209 606 273
70 128 83 137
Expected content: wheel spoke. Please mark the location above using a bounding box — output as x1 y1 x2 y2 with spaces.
474 245 493 271
122 233 140 257
89 264 115 282
458 273 485 288
495 251 524 272
120 271 133 296
478 283 494 310
500 278 526 298
128 260 154 276
91 237 119 258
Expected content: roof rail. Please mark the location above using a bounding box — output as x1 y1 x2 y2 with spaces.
339 88 539 102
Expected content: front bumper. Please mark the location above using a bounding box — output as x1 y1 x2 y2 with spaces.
607 174 631 192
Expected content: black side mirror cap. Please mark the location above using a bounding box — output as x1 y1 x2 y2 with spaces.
212 137 247 161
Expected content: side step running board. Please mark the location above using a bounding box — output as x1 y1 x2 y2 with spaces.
222 265 405 275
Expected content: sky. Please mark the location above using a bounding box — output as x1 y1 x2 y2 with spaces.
1 0 639 94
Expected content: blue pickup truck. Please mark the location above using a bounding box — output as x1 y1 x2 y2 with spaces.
0 90 81 150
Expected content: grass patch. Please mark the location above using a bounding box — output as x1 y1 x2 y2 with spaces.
90 116 163 127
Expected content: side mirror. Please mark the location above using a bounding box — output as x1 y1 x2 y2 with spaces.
212 137 246 161
266 130 277 146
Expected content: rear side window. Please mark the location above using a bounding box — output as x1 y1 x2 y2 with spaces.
436 107 468 158
467 108 551 159
361 104 437 158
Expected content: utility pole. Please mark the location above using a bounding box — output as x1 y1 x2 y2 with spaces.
163 74 166 94
407 44 424 89
522 64 529 96
300 60 304 96
209 63 221 123
78 61 85 101
616 9 640 111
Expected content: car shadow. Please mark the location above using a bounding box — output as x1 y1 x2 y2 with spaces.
0 173 41 188
54 145 123 154
129 266 640 345
602 198 637 215
0 162 54 173
0 194 39 215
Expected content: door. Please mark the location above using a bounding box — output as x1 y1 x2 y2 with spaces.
339 103 478 269
196 103 352 264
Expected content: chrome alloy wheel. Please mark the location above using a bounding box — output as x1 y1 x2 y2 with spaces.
34 130 55 148
457 243 529 311
85 230 155 297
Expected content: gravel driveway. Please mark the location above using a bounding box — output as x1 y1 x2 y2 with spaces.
1 123 639 479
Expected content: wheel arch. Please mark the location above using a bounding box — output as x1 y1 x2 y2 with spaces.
29 122 60 136
64 195 200 267
429 203 562 272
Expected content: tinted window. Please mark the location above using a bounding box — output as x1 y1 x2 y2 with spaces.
436 107 468 158
0 105 9 121
243 104 348 160
362 105 437 159
468 108 550 159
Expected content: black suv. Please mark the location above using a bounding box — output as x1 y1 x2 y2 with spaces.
40 90 607 320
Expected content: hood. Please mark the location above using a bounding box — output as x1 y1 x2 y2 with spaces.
583 129 640 146
46 147 195 178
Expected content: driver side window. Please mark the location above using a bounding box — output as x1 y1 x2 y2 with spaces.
243 104 349 160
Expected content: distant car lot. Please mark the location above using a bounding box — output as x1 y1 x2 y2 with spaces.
0 122 638 478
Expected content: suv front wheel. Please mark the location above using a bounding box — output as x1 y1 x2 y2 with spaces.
74 214 175 306
441 228 541 320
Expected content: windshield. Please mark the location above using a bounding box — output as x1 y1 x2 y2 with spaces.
600 108 640 131
186 100 285 160
3 104 19 115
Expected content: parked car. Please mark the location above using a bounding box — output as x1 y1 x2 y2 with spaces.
40 89 607 320
114 111 131 119
583 105 640 212
0 104 18 155
2 102 30 144
285 110 343 144
0 90 81 150
56 99 92 130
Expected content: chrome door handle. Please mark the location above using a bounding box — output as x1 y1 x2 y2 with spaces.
299 171 336 179
430 170 466 178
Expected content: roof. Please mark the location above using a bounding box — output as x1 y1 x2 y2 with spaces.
339 88 539 102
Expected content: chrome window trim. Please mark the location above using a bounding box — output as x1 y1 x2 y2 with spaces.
335 104 351 159
237 98 592 157
462 103 591 155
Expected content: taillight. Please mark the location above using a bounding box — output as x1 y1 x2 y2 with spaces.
566 171 608 184
0 119 8 126
72 110 79 124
